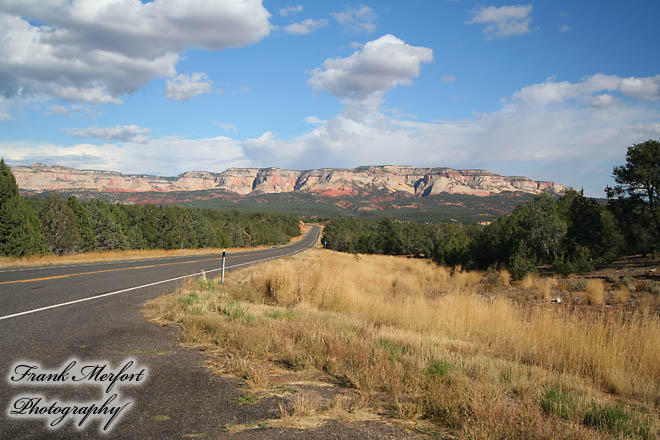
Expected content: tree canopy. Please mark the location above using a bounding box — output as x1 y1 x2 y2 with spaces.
607 139 660 253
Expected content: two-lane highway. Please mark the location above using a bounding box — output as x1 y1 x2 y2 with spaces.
0 226 319 321
0 226 320 439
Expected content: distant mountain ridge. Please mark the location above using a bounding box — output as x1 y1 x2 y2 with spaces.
12 164 567 198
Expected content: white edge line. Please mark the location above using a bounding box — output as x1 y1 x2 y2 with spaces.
0 229 319 322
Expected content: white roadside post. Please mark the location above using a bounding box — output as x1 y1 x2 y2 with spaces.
221 248 226 284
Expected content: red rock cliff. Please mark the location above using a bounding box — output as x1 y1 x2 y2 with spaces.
12 164 567 197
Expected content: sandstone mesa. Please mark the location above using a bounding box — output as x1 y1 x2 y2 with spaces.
12 164 567 198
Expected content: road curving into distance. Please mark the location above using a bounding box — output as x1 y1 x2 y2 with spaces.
0 226 320 439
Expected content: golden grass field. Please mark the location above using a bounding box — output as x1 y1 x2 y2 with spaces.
147 248 660 439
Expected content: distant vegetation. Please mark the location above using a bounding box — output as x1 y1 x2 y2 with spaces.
176 190 535 223
322 191 620 279
0 159 300 257
39 186 537 224
323 140 659 278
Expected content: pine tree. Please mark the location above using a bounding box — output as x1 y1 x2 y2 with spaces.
40 193 82 254
0 159 45 256
607 139 660 253
67 196 98 251
86 199 128 250
0 158 19 202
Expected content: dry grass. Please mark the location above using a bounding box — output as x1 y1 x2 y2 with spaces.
611 288 631 304
536 278 556 301
499 269 511 287
585 279 606 305
521 273 537 290
224 394 380 433
147 249 660 438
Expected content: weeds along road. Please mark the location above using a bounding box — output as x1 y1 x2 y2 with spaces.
0 226 320 439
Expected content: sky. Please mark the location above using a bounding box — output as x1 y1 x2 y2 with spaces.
1 0 659 197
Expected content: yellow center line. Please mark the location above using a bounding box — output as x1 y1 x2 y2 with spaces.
0 256 225 286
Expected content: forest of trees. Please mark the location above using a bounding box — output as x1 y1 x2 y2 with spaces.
323 140 660 279
0 159 301 257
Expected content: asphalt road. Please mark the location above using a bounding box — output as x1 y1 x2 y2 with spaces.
0 226 320 439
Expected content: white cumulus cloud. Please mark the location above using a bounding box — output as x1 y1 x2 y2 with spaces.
307 34 433 106
164 72 214 101
514 74 660 105
467 4 533 39
0 1 271 104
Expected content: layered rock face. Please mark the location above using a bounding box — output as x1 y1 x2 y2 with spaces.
12 164 567 197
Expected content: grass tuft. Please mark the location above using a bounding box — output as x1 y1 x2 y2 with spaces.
539 385 576 421
425 360 452 378
585 279 605 305
583 402 654 439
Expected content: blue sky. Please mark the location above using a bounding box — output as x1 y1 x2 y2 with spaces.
1 0 659 196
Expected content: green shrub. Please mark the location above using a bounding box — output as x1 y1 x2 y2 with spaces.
218 301 255 322
178 292 200 308
196 276 215 291
425 360 452 378
377 338 406 363
583 402 653 439
570 278 587 292
552 247 594 275
539 386 576 420
508 245 537 280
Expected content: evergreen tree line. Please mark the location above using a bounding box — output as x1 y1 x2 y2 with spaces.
322 190 632 279
0 159 300 257
323 140 660 279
